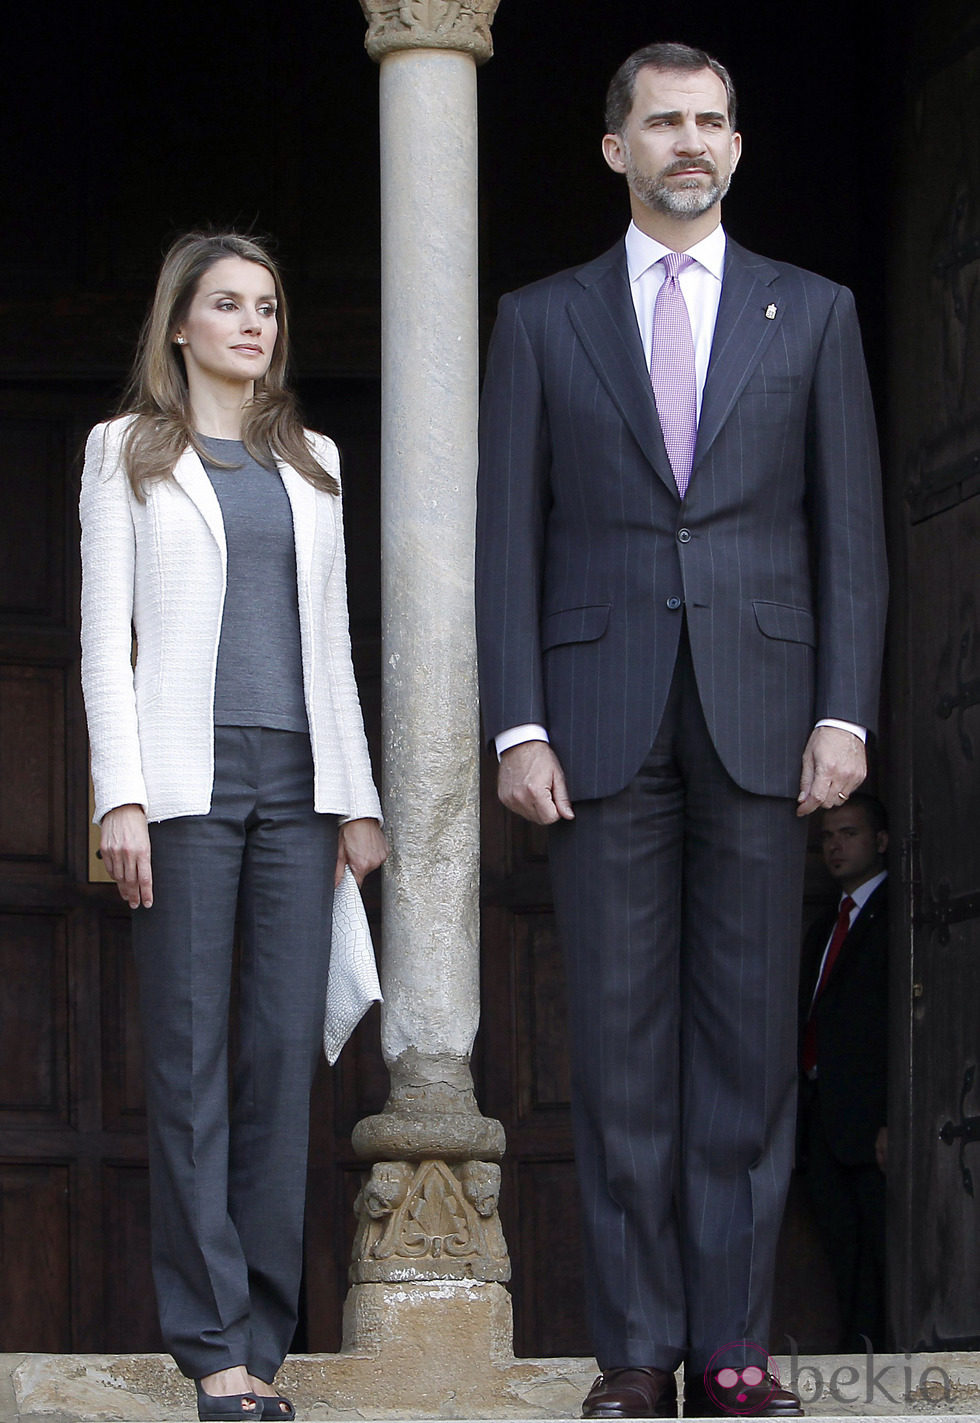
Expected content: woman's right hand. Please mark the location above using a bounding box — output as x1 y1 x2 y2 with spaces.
100 804 153 908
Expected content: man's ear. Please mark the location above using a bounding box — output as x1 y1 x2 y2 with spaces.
876 830 889 857
730 130 742 172
602 131 628 176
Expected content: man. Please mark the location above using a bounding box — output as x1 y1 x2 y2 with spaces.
476 41 887 1420
798 794 889 1351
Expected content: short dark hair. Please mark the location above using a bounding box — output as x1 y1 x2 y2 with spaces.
604 42 737 135
828 792 889 837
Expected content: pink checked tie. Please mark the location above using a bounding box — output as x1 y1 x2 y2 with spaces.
650 252 697 497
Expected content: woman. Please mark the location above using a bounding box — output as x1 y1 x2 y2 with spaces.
80 232 387 1421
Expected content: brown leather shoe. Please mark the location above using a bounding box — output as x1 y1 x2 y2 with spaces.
583 1367 678 1418
683 1370 803 1417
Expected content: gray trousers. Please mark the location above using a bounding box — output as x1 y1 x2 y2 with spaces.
548 631 807 1374
132 727 338 1381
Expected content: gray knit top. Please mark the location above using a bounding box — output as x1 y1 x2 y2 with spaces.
198 435 308 734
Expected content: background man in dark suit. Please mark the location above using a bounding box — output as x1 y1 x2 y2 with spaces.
798 794 889 1351
476 41 888 1419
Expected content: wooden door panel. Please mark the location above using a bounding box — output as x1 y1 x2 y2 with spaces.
513 913 572 1120
505 1156 586 1358
100 1162 162 1351
0 911 69 1124
0 384 144 1354
99 910 147 1133
886 14 980 1349
478 757 591 1359
0 1162 73 1351
0 418 67 624
909 501 980 902
904 502 980 1346
0 665 67 870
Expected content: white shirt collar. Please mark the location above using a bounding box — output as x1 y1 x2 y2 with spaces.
625 220 727 284
845 869 888 914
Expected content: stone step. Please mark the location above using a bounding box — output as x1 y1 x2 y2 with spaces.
1 1352 978 1422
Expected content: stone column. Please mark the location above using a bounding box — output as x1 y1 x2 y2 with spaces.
342 0 521 1397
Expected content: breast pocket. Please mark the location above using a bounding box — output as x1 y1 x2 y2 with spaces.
740 373 803 397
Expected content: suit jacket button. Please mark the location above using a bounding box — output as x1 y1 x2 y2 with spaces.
666 597 682 610
677 528 692 542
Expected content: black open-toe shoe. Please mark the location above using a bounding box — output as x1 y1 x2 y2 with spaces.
195 1380 260 1421
259 1396 295 1420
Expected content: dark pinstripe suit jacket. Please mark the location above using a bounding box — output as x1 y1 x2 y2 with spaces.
476 236 888 801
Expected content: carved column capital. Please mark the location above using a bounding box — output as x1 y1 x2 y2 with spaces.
351 1159 511 1283
358 0 501 63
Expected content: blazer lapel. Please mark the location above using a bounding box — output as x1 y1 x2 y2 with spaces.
694 240 785 467
279 464 319 589
171 446 227 575
567 245 678 497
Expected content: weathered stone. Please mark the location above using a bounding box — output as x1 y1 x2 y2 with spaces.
352 1052 506 1161
8 1348 980 1419
351 1160 510 1282
354 32 506 1283
359 0 501 63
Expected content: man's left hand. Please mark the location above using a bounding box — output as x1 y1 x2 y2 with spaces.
796 726 867 817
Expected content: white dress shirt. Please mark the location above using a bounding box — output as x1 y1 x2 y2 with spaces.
626 220 726 419
495 224 864 756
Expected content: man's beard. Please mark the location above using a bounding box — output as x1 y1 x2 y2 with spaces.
627 156 731 219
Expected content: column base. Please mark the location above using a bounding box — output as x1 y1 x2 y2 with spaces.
4 1322 596 1418
327 1281 590 1414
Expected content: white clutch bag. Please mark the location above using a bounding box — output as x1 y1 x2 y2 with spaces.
323 867 382 1065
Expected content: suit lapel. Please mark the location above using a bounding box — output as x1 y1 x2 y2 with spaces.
170 447 322 589
567 245 678 497
171 446 227 575
567 239 789 494
279 464 318 588
694 240 784 467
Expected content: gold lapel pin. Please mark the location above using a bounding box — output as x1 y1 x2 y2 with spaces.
765 303 777 320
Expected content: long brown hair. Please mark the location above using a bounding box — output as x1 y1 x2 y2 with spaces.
118 231 338 498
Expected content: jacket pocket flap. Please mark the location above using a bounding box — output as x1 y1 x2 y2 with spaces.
542 603 611 650
753 600 816 645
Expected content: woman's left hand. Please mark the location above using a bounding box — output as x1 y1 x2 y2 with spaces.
335 817 388 887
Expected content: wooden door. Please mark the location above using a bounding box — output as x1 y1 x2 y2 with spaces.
476 759 590 1357
0 378 387 1355
0 381 163 1351
885 11 980 1351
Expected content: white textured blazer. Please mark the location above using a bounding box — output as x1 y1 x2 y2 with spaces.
80 416 383 827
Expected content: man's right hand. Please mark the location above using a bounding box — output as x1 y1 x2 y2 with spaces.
498 741 575 825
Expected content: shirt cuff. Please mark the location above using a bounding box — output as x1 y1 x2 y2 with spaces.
495 724 550 759
815 718 867 743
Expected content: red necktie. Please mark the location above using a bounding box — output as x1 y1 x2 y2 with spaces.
801 895 855 1075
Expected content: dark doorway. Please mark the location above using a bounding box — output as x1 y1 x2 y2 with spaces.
3 0 976 1361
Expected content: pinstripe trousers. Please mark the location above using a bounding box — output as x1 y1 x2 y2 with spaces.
548 629 807 1374
132 727 338 1382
